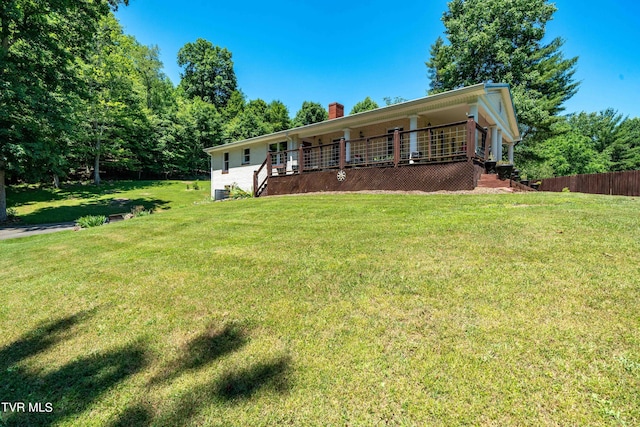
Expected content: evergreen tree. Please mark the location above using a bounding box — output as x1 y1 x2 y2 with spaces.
426 0 578 139
614 118 640 171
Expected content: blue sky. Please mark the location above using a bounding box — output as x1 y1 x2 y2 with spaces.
116 0 640 118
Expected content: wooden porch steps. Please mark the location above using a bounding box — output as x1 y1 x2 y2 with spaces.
477 173 515 190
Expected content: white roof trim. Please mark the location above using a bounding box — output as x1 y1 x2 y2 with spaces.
205 83 519 153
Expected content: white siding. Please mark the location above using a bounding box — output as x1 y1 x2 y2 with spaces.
209 143 270 194
212 164 257 192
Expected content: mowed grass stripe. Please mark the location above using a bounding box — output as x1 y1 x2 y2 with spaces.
1 192 639 426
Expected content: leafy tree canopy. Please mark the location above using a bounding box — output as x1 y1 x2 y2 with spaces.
517 109 640 179
292 101 328 127
614 117 640 171
267 100 291 132
177 38 237 109
426 0 579 139
0 0 128 220
350 97 379 114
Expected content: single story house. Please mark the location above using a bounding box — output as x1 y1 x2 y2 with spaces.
204 83 520 197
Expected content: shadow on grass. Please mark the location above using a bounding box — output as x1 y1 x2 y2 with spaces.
149 323 248 385
215 356 292 401
8 181 174 207
0 311 148 426
110 357 292 427
108 324 292 427
7 181 176 224
16 197 170 225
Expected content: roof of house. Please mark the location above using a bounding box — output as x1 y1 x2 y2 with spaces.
204 83 520 154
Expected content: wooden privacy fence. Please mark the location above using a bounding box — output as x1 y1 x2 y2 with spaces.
540 170 640 196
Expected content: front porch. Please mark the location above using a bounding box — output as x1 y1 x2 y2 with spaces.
254 117 496 197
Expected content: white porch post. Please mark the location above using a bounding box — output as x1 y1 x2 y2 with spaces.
496 129 503 161
344 128 351 162
210 154 214 198
468 104 478 121
490 126 498 160
287 136 298 172
409 115 418 154
508 143 514 164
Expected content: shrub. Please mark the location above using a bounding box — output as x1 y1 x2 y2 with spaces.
193 181 200 191
230 183 253 199
76 215 107 228
131 205 151 217
562 187 571 193
6 207 18 219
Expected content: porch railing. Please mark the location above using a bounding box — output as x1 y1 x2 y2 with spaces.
253 157 269 197
253 117 489 197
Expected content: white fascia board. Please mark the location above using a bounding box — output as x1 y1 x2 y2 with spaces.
478 97 516 142
484 85 520 141
204 83 491 154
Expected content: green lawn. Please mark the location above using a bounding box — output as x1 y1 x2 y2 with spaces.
1 191 639 426
5 180 210 224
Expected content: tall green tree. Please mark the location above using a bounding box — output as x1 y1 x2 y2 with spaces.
177 38 237 110
426 0 578 139
221 90 246 122
614 118 640 171
350 97 379 114
266 100 291 132
133 44 176 114
0 0 127 221
174 97 223 176
78 13 151 184
517 110 640 179
292 101 328 127
225 99 272 142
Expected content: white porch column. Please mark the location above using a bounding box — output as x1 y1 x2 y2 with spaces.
344 128 351 162
210 154 214 198
287 136 299 172
508 143 514 164
468 104 478 121
409 115 418 154
490 126 498 160
496 129 503 161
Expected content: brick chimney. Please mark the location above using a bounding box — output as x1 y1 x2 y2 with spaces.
328 102 344 120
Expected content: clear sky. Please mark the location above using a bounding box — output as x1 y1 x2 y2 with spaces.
116 0 640 118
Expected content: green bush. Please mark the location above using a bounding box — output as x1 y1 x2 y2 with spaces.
76 215 107 228
230 183 253 199
6 207 18 219
131 205 151 217
193 181 200 191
